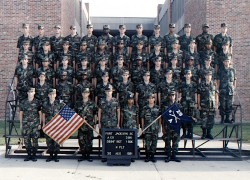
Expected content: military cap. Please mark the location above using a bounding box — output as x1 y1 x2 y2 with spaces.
100 55 108 61
154 56 162 62
20 55 28 60
205 71 213 76
123 70 130 75
202 23 209 28
102 71 109 77
172 39 179 44
204 55 212 61
168 91 176 96
61 71 67 76
221 23 227 27
80 71 88 76
63 40 70 45
170 55 178 60
80 41 87 46
137 40 144 45
81 87 90 93
117 55 124 60
23 40 30 45
86 24 93 28
62 56 69 61
190 38 196 43
136 55 143 61
118 39 124 44
136 24 143 28
127 92 134 99
103 25 110 29
98 40 106 45
165 69 173 74
42 40 50 46
147 93 155 98
42 57 49 62
169 23 175 28
22 23 29 28
154 24 160 29
119 24 126 29
184 69 192 74
105 84 114 91
80 56 88 61
48 88 56 94
223 55 231 61
70 25 76 29
154 41 162 46
184 23 191 28
38 71 46 76
54 25 61 29
28 87 35 92
222 41 229 46
188 56 195 60
205 39 212 44
143 71 150 76
38 25 44 30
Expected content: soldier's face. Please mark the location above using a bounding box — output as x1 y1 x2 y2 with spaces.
23 44 30 50
23 27 29 34
82 92 90 99
143 75 150 82
223 44 229 51
137 44 143 50
128 98 134 105
221 27 227 33
62 60 68 66
154 28 160 34
55 28 61 34
185 73 192 80
103 28 110 34
87 27 93 34
49 93 56 100
172 42 179 49
63 44 69 50
189 42 195 49
154 45 161 51
117 59 124 66
21 58 28 65
43 44 50 51
61 75 67 80
100 60 107 66
169 27 175 33
136 27 143 34
102 75 109 82
99 44 105 50
148 97 155 104
205 74 212 82
184 27 191 33
118 42 124 48
119 27 126 34
81 44 87 50
187 59 194 66
105 90 113 97
81 60 88 66
71 28 77 34
223 60 230 68
122 73 129 81
205 60 211 66
42 61 49 67
171 59 177 65
39 75 46 81
38 29 44 35
27 90 35 98
203 27 208 33
169 94 175 103
166 73 172 80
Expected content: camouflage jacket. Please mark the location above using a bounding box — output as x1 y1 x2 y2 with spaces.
122 104 138 129
178 34 194 52
81 34 98 52
213 33 232 54
42 100 64 123
148 34 164 52
20 98 40 123
130 34 148 52
37 67 55 86
50 35 64 54
163 33 179 52
136 82 156 106
15 65 35 91
198 81 217 109
64 34 81 52
218 67 236 95
141 105 161 133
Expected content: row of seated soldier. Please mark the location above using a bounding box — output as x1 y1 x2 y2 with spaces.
15 22 236 163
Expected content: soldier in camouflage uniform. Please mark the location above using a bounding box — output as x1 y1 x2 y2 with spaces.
141 93 161 163
150 56 165 89
113 39 130 68
199 55 216 83
166 39 183 69
198 71 218 139
195 24 213 52
148 25 163 53
149 42 166 70
75 56 92 83
116 70 135 109
131 56 147 85
32 25 49 53
178 24 194 52
218 56 236 123
182 56 199 83
81 24 98 53
167 55 182 83
213 23 232 54
14 55 35 102
130 40 149 70
93 40 110 70
199 39 215 68
76 41 92 70
37 57 55 87
215 41 232 74
113 25 130 55
56 56 74 84
57 40 75 69
64 25 81 54
50 25 64 65
19 87 41 161
179 70 197 138
17 23 33 53
18 41 35 67
75 88 98 162
56 71 74 107
93 56 110 88
183 39 200 68
42 88 64 162
163 23 179 55
130 24 148 54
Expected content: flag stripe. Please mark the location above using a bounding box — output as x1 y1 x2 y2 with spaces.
46 118 67 136
43 115 64 133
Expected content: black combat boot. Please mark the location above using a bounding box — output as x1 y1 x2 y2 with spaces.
206 129 214 139
165 152 171 163
86 152 93 162
201 128 206 139
31 150 37 162
24 150 32 161
53 153 59 162
46 152 53 162
78 151 86 162
181 128 186 139
150 153 157 163
220 115 225 124
171 151 181 162
144 152 150 162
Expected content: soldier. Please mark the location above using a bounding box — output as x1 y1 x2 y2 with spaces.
56 56 74 84
150 56 165 89
37 57 55 88
163 23 179 55
116 70 135 108
198 71 218 139
130 40 149 70
17 23 33 53
199 55 216 83
148 25 163 53
93 55 110 88
179 70 197 138
35 71 51 106
141 93 161 162
98 25 113 55
113 25 130 54
81 24 98 53
195 23 213 52
182 56 199 83
183 39 200 68
14 55 35 102
42 88 64 162
214 23 232 54
131 56 147 85
76 41 92 70
179 23 194 52
93 40 110 69
18 41 35 68
199 39 215 68
56 71 74 107
50 25 64 63
149 42 166 70
215 41 232 74
75 87 98 162
19 87 41 161
130 24 148 54
32 25 49 53
166 39 183 69
218 56 236 123
75 56 92 83
57 40 75 69
167 55 182 83
113 39 130 68
135 71 156 119
158 69 179 107
64 25 81 53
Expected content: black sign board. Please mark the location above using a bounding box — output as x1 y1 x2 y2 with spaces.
102 128 138 159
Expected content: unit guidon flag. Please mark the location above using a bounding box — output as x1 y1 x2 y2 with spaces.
42 105 84 145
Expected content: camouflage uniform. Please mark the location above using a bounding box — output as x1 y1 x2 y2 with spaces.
131 49 149 69
158 79 178 107
195 24 213 52
122 104 138 129
148 33 164 53
163 24 179 54
75 94 98 159
214 49 232 74
17 24 33 51
35 48 55 69
149 51 166 70
113 25 130 53
37 66 55 87
20 96 41 160
56 78 74 107
110 65 128 88
58 49 75 68
150 66 165 88
198 78 217 138
183 49 200 68
75 79 93 103
167 49 183 68
75 67 92 83
35 80 51 106
76 49 92 70
32 25 49 52
56 66 74 84
130 24 148 53
131 58 147 85
95 82 112 105
93 64 110 86
18 48 35 67
167 66 182 83
182 66 199 83
98 25 113 54
50 32 64 63
178 34 194 52
199 66 216 83
81 24 98 53
116 80 135 108
64 31 81 53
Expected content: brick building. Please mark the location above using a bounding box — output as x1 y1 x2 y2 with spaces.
158 0 250 121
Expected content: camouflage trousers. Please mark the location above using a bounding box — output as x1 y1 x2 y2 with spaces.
162 129 180 154
45 134 60 153
22 122 40 153
78 130 93 153
219 95 233 116
144 132 158 154
200 109 215 130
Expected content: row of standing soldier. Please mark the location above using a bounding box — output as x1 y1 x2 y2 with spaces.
16 22 236 163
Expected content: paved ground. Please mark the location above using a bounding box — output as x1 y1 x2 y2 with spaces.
1 141 250 180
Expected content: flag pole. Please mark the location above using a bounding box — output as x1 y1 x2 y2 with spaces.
83 118 102 138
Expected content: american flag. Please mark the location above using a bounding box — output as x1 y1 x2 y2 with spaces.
43 105 84 145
